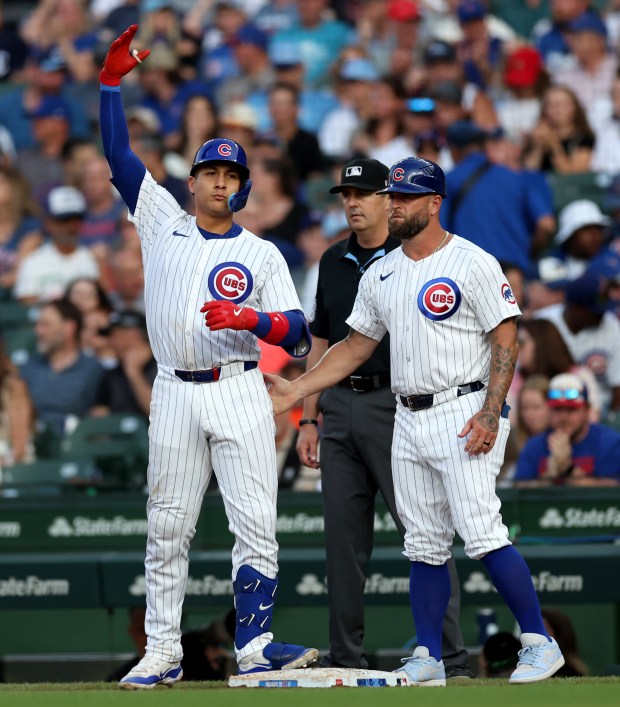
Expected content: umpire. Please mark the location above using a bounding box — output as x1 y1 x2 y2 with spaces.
297 158 470 676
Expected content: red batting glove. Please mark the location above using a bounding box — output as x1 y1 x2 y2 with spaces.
200 300 260 332
99 24 150 86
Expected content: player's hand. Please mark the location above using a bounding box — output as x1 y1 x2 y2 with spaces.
100 25 150 86
200 300 259 331
458 409 499 456
263 373 299 415
297 423 320 468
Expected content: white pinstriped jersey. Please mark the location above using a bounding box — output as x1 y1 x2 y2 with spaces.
129 172 302 370
346 235 522 396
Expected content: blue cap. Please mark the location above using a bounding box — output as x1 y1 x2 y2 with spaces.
569 12 607 37
233 23 269 51
141 0 174 12
339 58 379 82
26 96 71 120
406 97 435 113
457 0 486 23
446 120 487 146
269 42 303 68
565 272 611 313
39 53 66 72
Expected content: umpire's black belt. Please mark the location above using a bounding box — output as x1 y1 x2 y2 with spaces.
399 381 485 411
174 361 258 383
338 373 391 392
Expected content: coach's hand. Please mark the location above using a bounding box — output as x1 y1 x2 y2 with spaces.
297 424 320 469
264 373 299 416
458 409 499 456
100 24 150 86
201 300 259 331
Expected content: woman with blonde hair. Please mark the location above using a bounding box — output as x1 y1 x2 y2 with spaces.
0 338 35 468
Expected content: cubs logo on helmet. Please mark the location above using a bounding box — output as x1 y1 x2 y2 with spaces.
190 138 250 181
501 283 516 304
377 157 447 197
218 143 232 157
418 278 461 321
208 262 253 304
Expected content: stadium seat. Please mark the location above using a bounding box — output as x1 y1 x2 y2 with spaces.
548 172 611 214
0 457 100 498
3 326 38 366
59 414 149 490
0 300 37 329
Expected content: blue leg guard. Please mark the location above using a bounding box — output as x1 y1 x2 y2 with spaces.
233 564 278 650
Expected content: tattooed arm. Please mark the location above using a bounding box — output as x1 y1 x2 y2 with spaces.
458 317 518 456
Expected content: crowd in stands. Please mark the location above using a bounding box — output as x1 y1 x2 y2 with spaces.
1 0 620 490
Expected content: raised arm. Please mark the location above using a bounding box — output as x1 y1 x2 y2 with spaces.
266 329 380 415
99 25 150 213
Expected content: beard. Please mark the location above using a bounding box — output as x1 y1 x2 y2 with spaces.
388 209 430 241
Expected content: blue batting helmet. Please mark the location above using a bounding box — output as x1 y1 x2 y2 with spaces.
190 138 252 212
377 157 447 198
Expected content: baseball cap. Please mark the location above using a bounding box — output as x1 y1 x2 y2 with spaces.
329 158 389 194
457 0 486 23
269 42 302 69
555 199 610 246
27 96 71 121
126 106 161 133
339 58 379 82
219 102 258 130
406 97 435 113
429 80 462 105
141 0 173 12
47 186 87 219
232 23 268 51
564 271 610 313
387 0 420 23
39 53 67 73
547 373 588 408
504 46 543 88
424 39 457 65
446 120 487 147
568 12 607 37
108 309 147 331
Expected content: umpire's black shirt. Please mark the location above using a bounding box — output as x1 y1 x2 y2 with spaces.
310 232 401 378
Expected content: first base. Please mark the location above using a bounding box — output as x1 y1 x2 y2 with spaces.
229 667 409 688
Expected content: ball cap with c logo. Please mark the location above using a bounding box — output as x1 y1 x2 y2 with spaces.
329 158 389 194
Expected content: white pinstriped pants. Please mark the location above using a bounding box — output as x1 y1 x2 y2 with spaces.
143 367 279 661
392 389 511 564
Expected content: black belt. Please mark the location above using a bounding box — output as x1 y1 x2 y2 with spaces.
338 374 391 393
399 381 485 411
174 361 257 383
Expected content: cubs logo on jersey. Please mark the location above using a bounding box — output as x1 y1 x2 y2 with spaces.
418 277 462 321
501 283 516 304
582 350 608 379
208 261 253 303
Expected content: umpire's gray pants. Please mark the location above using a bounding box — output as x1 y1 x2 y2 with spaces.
319 385 467 669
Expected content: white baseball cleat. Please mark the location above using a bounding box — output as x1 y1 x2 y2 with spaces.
118 655 183 689
393 646 446 687
509 633 565 684
238 642 319 674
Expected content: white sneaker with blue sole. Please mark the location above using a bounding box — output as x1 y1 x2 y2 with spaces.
237 642 319 674
510 633 565 684
118 655 183 689
393 646 446 687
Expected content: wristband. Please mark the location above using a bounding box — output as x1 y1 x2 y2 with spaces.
299 419 318 427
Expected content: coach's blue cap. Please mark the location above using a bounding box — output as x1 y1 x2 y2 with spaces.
339 58 379 82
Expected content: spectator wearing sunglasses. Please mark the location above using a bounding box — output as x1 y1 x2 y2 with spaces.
513 373 620 487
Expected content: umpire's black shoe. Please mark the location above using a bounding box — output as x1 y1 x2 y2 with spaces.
445 663 475 680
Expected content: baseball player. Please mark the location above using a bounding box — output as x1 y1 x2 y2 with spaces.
299 157 469 676
99 26 317 689
268 157 565 686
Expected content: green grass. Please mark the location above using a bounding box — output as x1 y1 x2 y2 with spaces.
0 678 618 707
